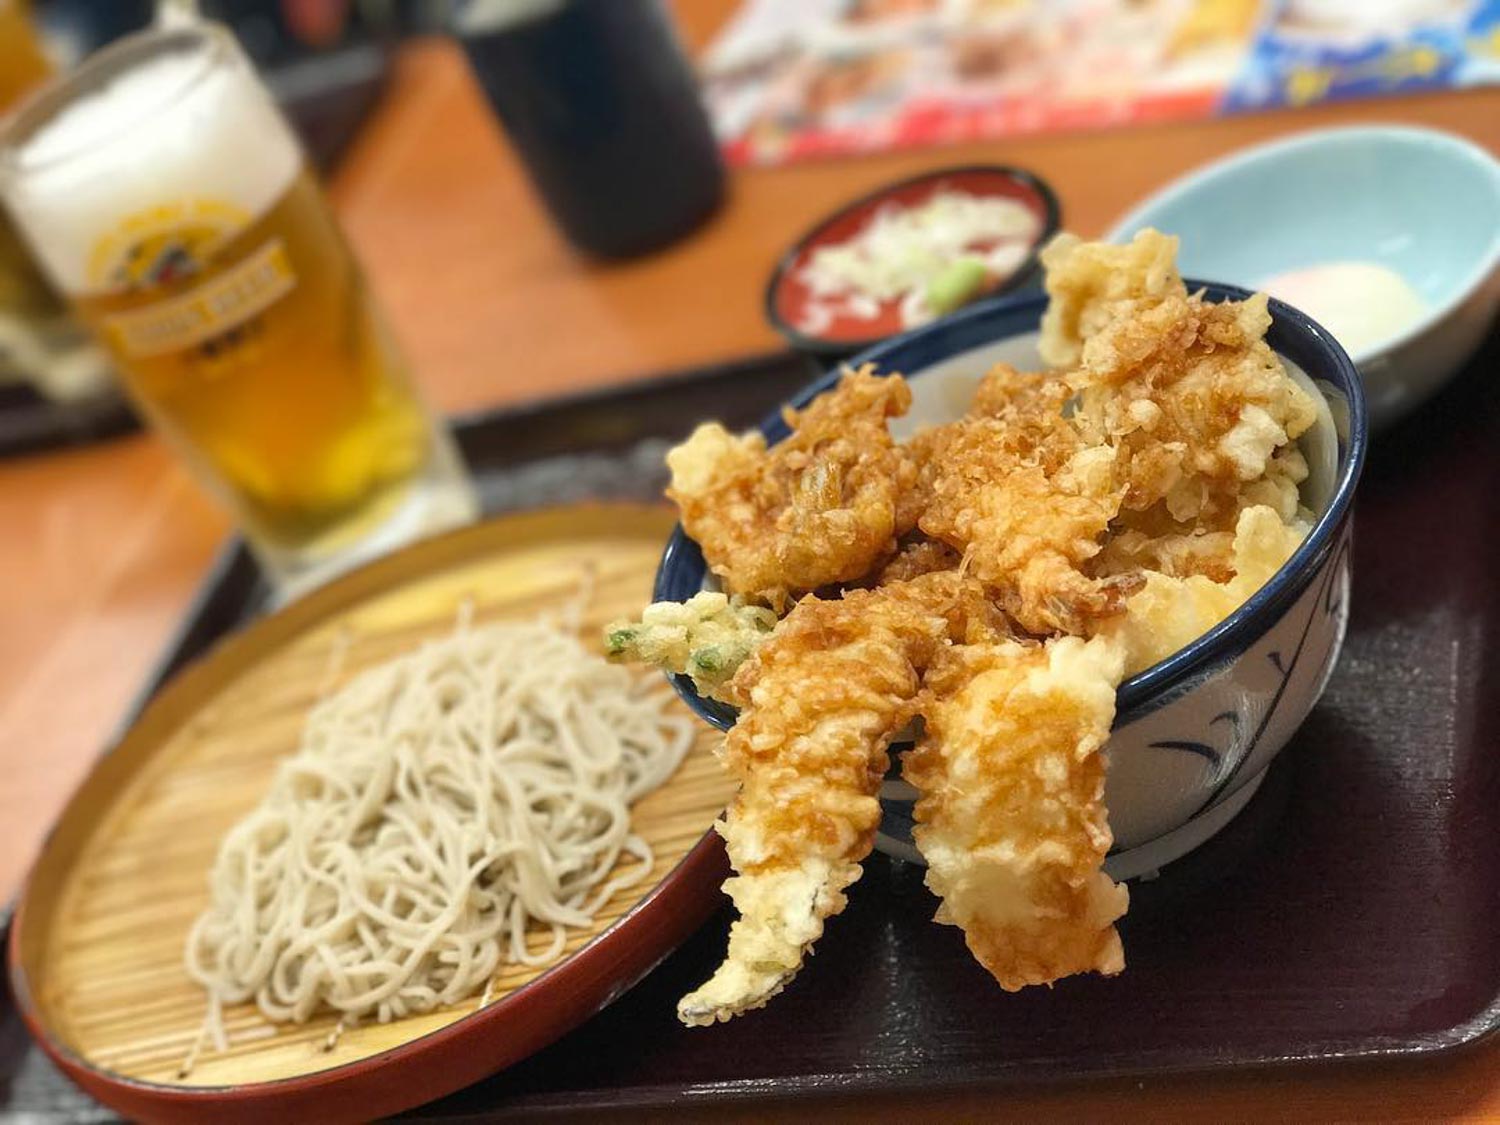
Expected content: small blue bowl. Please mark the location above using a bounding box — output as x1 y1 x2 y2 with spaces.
655 286 1367 878
1108 126 1500 429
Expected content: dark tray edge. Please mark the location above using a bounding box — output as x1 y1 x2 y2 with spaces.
444 348 815 463
6 344 1499 1114
409 990 1500 1119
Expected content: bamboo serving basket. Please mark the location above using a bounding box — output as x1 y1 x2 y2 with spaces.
7 504 733 1124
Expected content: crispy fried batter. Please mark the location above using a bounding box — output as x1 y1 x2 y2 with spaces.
1096 524 1238 583
604 592 777 702
912 364 1132 634
1038 229 1185 369
1070 290 1318 528
898 363 1076 535
678 574 971 1026
666 365 917 608
903 568 1016 646
905 635 1129 990
919 441 1132 635
1106 504 1309 676
966 362 1073 422
1094 499 1240 581
874 538 962 585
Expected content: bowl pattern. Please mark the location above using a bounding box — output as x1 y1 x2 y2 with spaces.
656 284 1366 878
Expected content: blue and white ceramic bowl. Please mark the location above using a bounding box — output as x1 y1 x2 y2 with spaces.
655 286 1367 879
1108 126 1500 431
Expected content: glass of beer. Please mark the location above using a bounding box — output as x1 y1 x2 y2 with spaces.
0 0 112 403
0 18 477 596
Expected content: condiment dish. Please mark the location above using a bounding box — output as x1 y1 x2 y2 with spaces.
765 164 1059 358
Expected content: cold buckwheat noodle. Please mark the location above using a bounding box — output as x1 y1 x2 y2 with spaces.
182 604 694 1068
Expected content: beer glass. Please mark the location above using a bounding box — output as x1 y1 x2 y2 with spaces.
0 19 476 595
0 0 48 103
0 0 111 402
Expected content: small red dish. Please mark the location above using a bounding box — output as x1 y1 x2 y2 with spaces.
765 165 1060 357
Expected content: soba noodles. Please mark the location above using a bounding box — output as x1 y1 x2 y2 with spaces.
183 609 694 1060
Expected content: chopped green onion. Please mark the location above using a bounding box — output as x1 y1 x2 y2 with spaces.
605 627 637 655
925 257 989 316
689 646 723 674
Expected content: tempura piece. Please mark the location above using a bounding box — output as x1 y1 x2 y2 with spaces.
1107 504 1308 676
874 538 961 585
1037 229 1185 368
1071 289 1318 529
1093 497 1240 582
913 366 1132 634
922 444 1133 635
905 635 1129 990
666 365 917 608
678 575 961 1026
1095 524 1238 584
1094 442 1307 583
604 592 777 702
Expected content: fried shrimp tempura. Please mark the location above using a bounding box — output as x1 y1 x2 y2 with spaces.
678 574 970 1026
666 366 917 608
914 366 1133 635
905 635 1129 990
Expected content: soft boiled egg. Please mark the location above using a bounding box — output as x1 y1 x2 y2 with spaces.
1258 261 1429 357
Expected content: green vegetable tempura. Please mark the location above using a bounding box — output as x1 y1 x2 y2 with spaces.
604 591 776 702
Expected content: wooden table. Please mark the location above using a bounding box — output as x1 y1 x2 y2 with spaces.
1 3 1496 1119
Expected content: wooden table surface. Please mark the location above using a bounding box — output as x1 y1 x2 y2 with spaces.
2 3 1497 1120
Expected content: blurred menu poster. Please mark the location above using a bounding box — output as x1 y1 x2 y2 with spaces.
704 0 1500 166
1226 0 1500 109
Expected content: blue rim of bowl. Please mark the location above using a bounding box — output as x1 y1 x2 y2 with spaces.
657 280 1369 731
763 164 1062 358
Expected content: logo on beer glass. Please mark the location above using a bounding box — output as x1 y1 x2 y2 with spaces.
89 197 298 365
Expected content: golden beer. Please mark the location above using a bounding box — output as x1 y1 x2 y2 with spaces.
0 0 94 392
71 170 432 549
0 1 50 108
0 21 474 590
0 0 54 321
0 212 59 323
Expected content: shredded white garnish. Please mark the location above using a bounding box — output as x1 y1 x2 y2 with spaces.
798 189 1037 331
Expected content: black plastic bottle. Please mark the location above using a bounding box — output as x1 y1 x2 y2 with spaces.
456 0 725 259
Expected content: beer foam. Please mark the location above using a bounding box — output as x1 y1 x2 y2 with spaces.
5 34 301 294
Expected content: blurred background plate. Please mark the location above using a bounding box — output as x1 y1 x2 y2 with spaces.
6 503 735 1125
